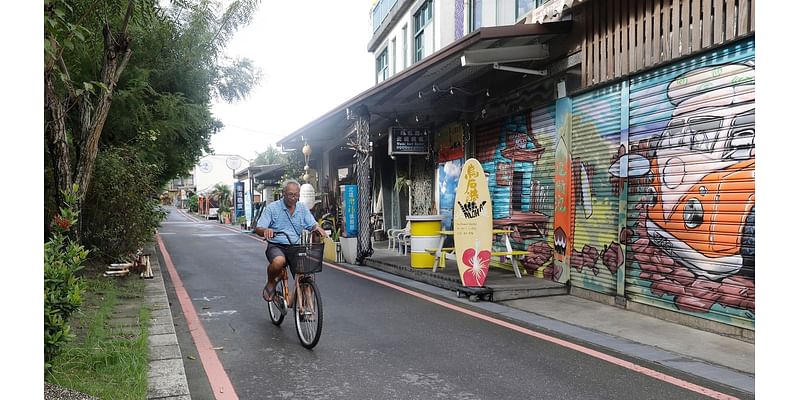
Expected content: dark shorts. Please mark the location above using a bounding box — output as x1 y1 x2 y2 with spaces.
265 242 289 264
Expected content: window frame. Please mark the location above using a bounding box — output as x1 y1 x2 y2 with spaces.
413 0 433 63
376 47 389 83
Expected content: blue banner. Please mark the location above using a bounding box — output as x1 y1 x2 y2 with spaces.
234 182 245 218
342 185 358 237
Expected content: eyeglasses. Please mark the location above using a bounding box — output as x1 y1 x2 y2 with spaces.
285 192 300 198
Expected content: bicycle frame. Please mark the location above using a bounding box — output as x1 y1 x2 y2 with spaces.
278 267 313 311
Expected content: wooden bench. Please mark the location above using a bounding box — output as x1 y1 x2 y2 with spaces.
428 248 529 278
489 250 529 278
425 247 455 269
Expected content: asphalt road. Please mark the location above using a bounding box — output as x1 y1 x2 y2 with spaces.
157 207 743 400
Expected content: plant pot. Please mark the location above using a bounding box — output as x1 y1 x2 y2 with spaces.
340 237 358 264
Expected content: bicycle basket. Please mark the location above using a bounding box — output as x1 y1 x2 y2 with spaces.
284 243 324 274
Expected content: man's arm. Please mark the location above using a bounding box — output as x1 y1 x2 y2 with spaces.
302 206 329 239
254 205 274 239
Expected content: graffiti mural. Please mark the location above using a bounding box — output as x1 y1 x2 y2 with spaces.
477 108 557 277
563 87 625 292
622 40 755 328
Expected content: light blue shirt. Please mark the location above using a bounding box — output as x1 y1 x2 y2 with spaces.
256 199 317 245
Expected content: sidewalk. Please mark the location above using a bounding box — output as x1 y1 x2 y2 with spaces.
142 242 191 400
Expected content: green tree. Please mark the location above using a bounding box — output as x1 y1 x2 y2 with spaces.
253 145 287 165
44 0 263 238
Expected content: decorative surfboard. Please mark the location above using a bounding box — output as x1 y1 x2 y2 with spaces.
454 158 493 287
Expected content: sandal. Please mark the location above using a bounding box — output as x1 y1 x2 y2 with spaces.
262 282 277 302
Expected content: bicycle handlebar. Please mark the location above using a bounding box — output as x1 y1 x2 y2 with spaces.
263 230 323 245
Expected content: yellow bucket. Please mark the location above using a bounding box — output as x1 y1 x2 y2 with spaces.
407 215 444 269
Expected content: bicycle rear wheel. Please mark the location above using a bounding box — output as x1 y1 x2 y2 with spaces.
267 279 287 326
294 278 323 349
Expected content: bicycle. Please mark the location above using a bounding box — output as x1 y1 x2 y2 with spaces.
264 232 325 349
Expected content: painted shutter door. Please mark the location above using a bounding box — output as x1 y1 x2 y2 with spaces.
625 39 755 330
475 108 558 276
476 116 513 220
569 84 624 294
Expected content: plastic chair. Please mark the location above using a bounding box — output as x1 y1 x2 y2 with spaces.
387 222 410 251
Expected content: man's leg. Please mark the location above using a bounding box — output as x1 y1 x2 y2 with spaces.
264 245 287 301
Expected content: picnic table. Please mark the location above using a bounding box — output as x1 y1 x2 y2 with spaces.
427 229 529 278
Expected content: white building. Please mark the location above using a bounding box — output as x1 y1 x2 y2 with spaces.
193 154 250 196
369 0 547 84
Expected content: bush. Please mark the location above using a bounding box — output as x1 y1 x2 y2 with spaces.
81 147 167 262
45 184 88 369
187 194 198 212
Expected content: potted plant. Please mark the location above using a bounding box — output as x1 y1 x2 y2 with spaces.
218 205 231 224
237 215 247 230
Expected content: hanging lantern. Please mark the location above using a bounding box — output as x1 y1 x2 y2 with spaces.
300 182 316 210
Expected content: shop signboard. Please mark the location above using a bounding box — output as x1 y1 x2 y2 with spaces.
389 126 429 155
234 181 245 219
342 185 358 237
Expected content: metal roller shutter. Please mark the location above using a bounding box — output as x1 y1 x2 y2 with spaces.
475 107 557 275
569 84 624 294
624 39 755 329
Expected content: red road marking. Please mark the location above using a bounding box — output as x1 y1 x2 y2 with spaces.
156 234 239 400
182 214 739 399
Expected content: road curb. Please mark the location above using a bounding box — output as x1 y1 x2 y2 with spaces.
146 242 191 400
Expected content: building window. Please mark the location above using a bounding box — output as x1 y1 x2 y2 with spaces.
516 0 541 20
391 38 397 75
376 47 388 84
402 24 408 69
414 0 433 63
470 0 482 32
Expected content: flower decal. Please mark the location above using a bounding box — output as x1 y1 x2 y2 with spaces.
462 248 491 287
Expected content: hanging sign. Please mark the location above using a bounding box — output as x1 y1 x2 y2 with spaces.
234 181 245 218
389 126 429 155
342 185 359 237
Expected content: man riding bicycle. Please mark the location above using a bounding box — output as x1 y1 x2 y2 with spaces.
254 179 329 302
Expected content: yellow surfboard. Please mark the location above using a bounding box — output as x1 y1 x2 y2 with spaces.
454 158 493 287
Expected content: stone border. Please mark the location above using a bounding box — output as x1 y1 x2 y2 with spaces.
144 243 191 400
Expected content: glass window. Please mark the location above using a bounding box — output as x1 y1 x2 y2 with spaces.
376 48 388 83
414 0 433 63
516 0 538 19
470 0 482 32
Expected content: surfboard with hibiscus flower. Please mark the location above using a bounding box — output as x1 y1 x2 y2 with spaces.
454 158 493 287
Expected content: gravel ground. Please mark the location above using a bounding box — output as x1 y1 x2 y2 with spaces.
44 383 98 400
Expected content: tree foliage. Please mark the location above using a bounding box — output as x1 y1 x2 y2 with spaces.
45 0 263 240
253 145 287 166
81 147 167 261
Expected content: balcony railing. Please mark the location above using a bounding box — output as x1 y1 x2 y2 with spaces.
371 0 398 33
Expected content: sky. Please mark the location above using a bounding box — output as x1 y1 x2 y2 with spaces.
208 0 376 160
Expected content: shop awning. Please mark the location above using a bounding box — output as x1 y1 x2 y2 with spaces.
277 21 573 153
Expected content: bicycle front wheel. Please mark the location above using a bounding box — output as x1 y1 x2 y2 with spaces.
267 279 286 326
294 278 323 349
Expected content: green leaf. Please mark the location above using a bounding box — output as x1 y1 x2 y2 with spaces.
54 8 65 19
